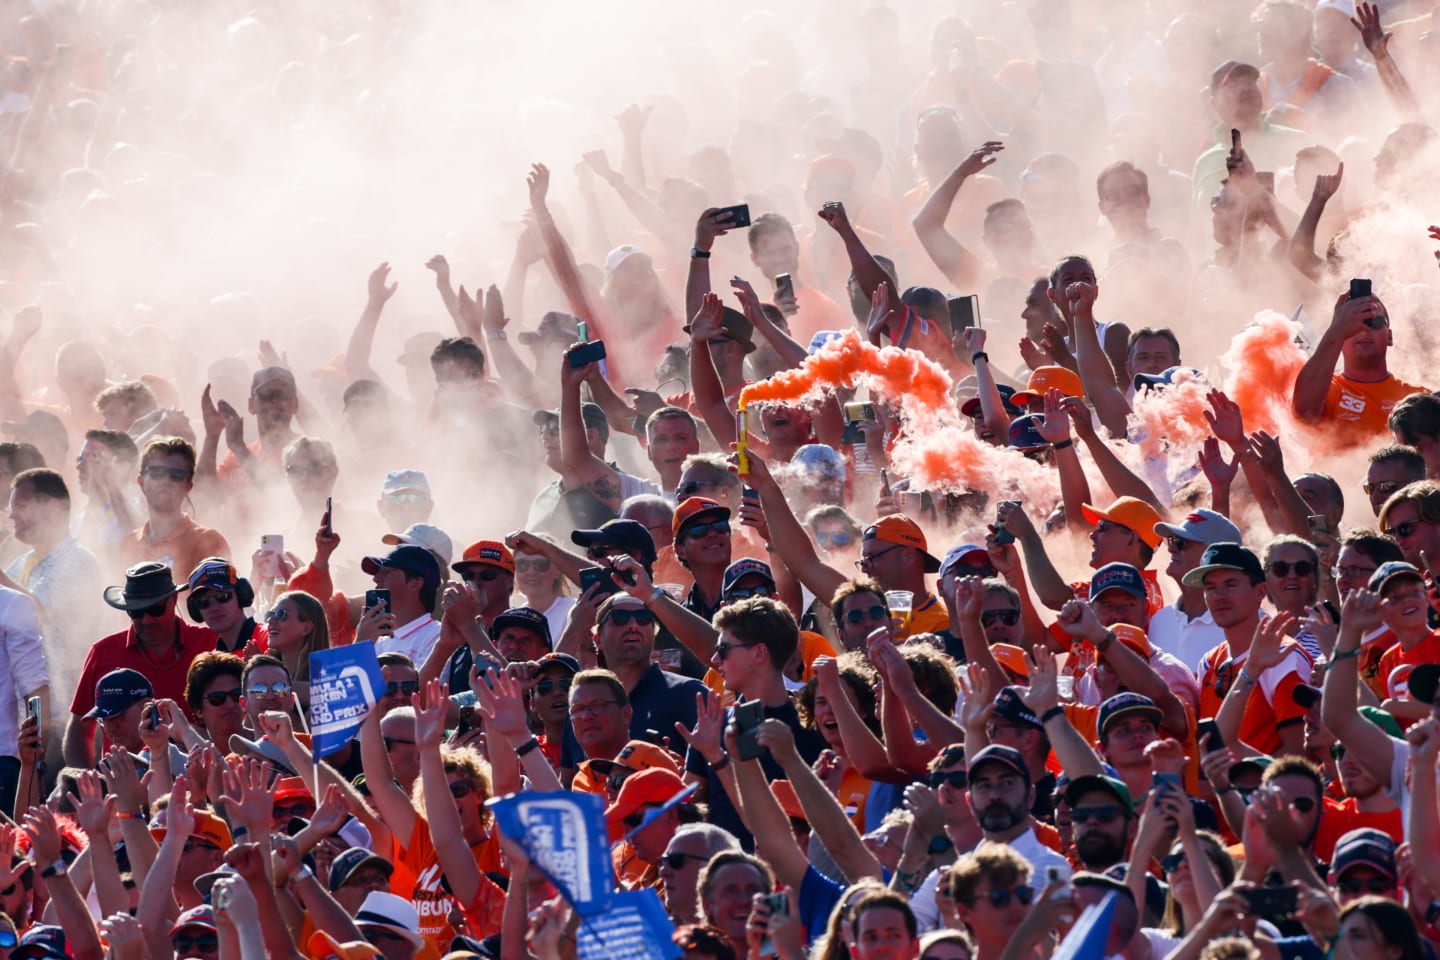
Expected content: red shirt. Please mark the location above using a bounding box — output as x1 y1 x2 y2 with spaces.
1314 797 1403 862
1377 629 1440 698
69 620 217 719
1197 639 1312 755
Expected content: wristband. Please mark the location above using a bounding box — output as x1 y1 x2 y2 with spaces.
1051 438 1073 450
1328 647 1361 666
971 351 989 365
232 826 249 839
291 864 314 884
709 751 731 772
896 870 921 892
41 859 66 878
117 812 145 820
1238 668 1258 686
648 586 668 605
487 329 507 341
690 247 711 260
1040 706 1066 724
1095 630 1116 654
516 737 541 758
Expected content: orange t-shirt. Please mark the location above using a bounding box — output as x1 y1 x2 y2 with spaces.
902 594 951 639
1197 641 1312 755
119 516 231 587
1313 797 1403 862
1319 373 1425 444
1377 629 1440 698
389 815 506 954
1358 628 1394 700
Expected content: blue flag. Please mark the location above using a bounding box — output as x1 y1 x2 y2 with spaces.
575 889 679 960
308 645 385 757
1053 891 1118 960
489 791 615 916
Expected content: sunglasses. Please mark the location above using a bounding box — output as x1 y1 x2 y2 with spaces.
606 769 635 793
273 802 313 820
971 885 1034 908
1387 519 1435 539
660 851 704 870
682 519 730 542
1363 480 1401 497
384 492 428 504
183 840 220 853
1165 536 1197 553
930 770 968 789
623 806 657 829
515 558 552 573
448 781 473 800
569 700 622 718
843 604 888 625
285 463 330 478
246 681 292 698
204 688 242 707
815 531 854 548
1331 743 1347 761
714 640 757 660
1268 560 1316 578
127 600 170 620
383 680 420 697
724 585 772 601
144 464 191 483
1332 564 1377 581
265 607 288 623
1071 805 1123 824
195 590 234 610
1290 796 1317 813
980 609 1020 627
604 609 656 627
1160 852 1185 874
461 568 502 583
535 677 572 696
1338 876 1395 896
1095 520 1133 536
382 736 415 750
172 935 219 954
855 544 902 570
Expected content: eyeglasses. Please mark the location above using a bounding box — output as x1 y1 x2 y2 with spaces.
950 564 997 580
172 935 219 954
1166 536 1197 553
1160 852 1185 874
246 681 292 698
1363 480 1402 498
603 609 656 627
843 604 888 625
143 464 191 483
256 388 294 404
1290 795 1317 813
660 851 704 870
980 609 1021 627
383 680 420 697
515 558 551 573
535 677 572 696
1071 805 1123 824
1268 560 1316 578
127 600 170 620
714 640 757 660
606 768 635 793
538 422 560 437
1338 876 1395 896
569 700 622 719
382 736 415 750
264 607 289 623
448 781 473 799
855 544 902 570
461 568 501 583
195 591 234 610
1332 565 1377 581
1095 520 1132 536
815 531 854 548
930 769 968 789
969 885 1034 908
273 802 313 819
724 585 773 601
204 688 242 707
1386 519 1437 539
682 519 730 542
1211 659 1237 699
1331 743 1347 761
285 463 331 477
364 929 411 946
384 492 429 505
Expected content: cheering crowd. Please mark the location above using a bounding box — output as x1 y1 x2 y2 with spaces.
5 1 1440 960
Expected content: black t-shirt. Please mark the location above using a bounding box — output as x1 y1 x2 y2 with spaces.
628 663 708 745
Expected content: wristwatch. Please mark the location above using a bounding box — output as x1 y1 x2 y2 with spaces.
648 585 668 605
690 247 711 259
41 858 66 878
927 835 954 856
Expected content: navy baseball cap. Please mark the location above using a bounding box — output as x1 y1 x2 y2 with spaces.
12 926 67 960
1097 692 1162 736
722 558 775 598
1181 542 1264 587
961 384 1023 418
1090 562 1147 600
992 687 1042 729
1369 561 1424 594
966 744 1031 784
571 519 658 566
492 607 552 648
327 847 394 893
361 545 441 587
1329 828 1397 883
84 668 153 719
1007 414 1049 451
1132 366 1204 393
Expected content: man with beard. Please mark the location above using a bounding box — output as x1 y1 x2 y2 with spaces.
589 589 706 741
1063 774 1137 872
964 745 1071 889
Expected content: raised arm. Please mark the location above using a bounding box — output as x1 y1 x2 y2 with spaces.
1215 613 1304 758
870 633 960 761
689 292 742 448
1405 717 1440 896
586 151 684 249
357 707 419 849
559 349 623 512
741 450 847 603
1286 164 1343 282
728 725 815 892
1065 283 1131 429
1032 389 1095 532
814 656 907 783
0 306 39 422
1353 2 1422 120
414 679 486 908
963 328 1013 442
25 805 102 960
608 556 720 660
1029 619 1104 778
817 203 898 315
911 143 1003 286
731 278 808 371
1001 501 1074 611
475 285 542 407
1061 397 1165 514
1294 293 1368 425
344 263 398 381
1320 589 1397 787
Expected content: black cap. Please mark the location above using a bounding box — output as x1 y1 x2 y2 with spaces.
84 668 153 719
360 545 441 587
1181 542 1264 587
966 744 1031 784
327 847 393 892
492 607 552 648
571 519 657 566
992 687 1042 729
533 402 610 441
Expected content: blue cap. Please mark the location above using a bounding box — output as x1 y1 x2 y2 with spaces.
1007 413 1049 451
572 519 658 566
967 743 1031 784
1368 560 1423 594
361 544 441 587
807 331 845 354
492 607 552 648
13 925 67 960
961 384 1023 418
992 687 1041 729
84 668 153 720
1132 366 1204 393
1090 562 1147 600
1097 692 1162 736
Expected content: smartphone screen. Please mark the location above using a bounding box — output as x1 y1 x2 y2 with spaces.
948 295 980 332
734 700 765 761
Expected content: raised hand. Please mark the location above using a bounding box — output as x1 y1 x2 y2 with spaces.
957 141 1005 179
308 783 349 837
961 326 987 356
729 276 763 318
425 254 451 284
482 285 507 333
98 914 147 960
21 805 63 866
1019 646 1060 714
1203 389 1246 449
516 214 546 266
257 710 296 746
1059 395 1096 441
1246 430 1286 475
70 770 114 840
866 282 896 340
472 670 533 743
1034 387 1071 444
224 842 267 884
675 691 725 764
1311 162 1344 204
1197 435 1239 488
689 291 725 343
217 398 246 451
219 758 275 832
200 384 226 438
1019 336 1050 370
755 718 798 762
956 662 996 730
414 679 449 748
99 746 146 813
257 340 286 370
816 200 854 236
527 163 551 211
1351 1 1392 57
1056 598 1105 642
1065 281 1098 319
367 262 398 304
694 208 735 251
953 575 984 620
615 103 652 138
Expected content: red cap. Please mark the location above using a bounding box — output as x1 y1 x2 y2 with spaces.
454 540 515 575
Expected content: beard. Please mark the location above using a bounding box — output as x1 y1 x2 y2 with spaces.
1075 831 1128 870
979 800 1025 833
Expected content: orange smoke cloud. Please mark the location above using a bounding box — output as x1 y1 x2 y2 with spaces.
738 330 951 413
1128 370 1213 460
1219 310 1306 437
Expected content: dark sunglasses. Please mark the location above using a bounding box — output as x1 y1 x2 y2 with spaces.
980 609 1020 627
1339 876 1395 896
1388 520 1432 539
264 607 288 623
172 935 219 954
273 802 313 819
383 680 420 697
660 851 704 870
1165 536 1197 553
606 769 635 793
535 677 572 696
623 806 657 829
972 886 1034 908
683 519 730 542
1071 805 1123 824
246 681 291 698
195 590 234 610
844 604 888 625
1160 852 1185 874
724 585 773 601
127 600 169 620
203 688 242 707
930 769 968 789
1268 560 1316 578
815 531 854 548
461 568 501 583
1290 796 1317 813
714 640 757 660
144 464 191 483
449 781 473 799
604 609 656 627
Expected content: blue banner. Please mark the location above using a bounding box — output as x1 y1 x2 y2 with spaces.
308 645 385 757
1052 891 1117 960
575 889 679 960
489 791 615 916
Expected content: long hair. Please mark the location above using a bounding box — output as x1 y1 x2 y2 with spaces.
271 590 329 682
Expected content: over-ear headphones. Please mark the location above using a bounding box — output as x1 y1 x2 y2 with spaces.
185 557 256 622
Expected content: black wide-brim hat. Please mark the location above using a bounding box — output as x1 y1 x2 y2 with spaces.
103 561 186 611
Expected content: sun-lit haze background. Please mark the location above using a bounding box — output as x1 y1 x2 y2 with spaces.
4 0 1440 651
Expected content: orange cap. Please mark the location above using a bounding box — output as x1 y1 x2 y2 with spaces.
604 768 688 839
991 643 1030 678
1011 365 1084 405
1080 496 1164 548
770 780 807 820
1109 624 1151 659
150 811 233 849
673 497 731 538
863 516 941 572
454 540 514 575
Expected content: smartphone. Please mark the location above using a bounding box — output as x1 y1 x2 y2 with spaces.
364 589 391 615
841 421 866 445
1256 171 1275 194
1045 865 1065 886
758 890 789 957
734 699 766 762
1307 515 1331 538
258 534 284 579
1230 128 1241 155
1240 886 1297 918
567 340 607 368
1350 278 1372 300
145 703 160 731
823 201 843 213
774 273 795 303
323 496 333 538
742 486 759 503
714 203 751 229
844 402 876 423
948 295 980 332
1154 772 1182 795
879 468 892 500
994 500 1020 545
578 565 621 598
26 696 40 741
1197 719 1224 753
457 704 478 735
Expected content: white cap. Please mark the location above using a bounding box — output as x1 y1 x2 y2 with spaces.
604 243 648 274
381 522 453 570
381 469 430 497
355 892 424 951
1314 0 1356 17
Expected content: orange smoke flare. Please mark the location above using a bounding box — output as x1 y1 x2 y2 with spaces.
1219 310 1306 437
